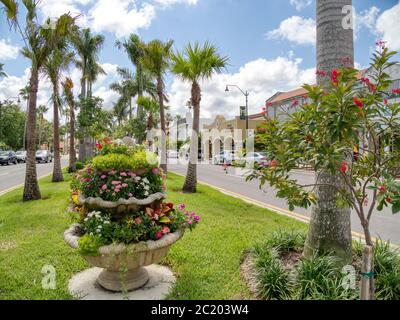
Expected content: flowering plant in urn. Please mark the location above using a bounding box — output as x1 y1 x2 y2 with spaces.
65 138 200 292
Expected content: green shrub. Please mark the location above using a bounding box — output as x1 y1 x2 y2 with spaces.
265 229 306 252
78 234 105 256
75 161 84 170
374 240 400 300
92 151 158 171
253 247 292 300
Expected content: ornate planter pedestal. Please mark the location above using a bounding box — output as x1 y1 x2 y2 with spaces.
64 224 184 292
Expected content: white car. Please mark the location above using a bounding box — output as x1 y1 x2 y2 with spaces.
15 150 27 163
243 152 268 164
213 151 236 165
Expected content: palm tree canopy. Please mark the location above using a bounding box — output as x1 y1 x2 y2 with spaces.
172 42 228 83
115 34 145 68
142 39 174 81
137 96 159 114
0 63 7 77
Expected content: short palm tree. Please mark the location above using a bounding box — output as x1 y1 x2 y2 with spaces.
142 39 174 173
43 46 74 182
137 96 159 132
1 0 75 201
36 105 48 147
62 78 77 172
172 42 228 193
0 63 7 78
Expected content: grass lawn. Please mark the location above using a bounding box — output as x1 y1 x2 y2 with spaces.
0 171 306 300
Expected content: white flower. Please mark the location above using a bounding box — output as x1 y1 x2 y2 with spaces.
90 232 94 236
84 218 88 222
144 191 149 196
104 221 110 225
135 177 141 181
142 178 149 184
96 229 101 233
144 185 150 191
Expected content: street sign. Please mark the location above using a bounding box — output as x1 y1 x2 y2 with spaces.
240 106 246 120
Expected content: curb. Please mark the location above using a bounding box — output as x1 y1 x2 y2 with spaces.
170 170 399 248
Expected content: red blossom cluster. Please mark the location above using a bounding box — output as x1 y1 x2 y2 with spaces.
340 161 348 173
291 100 299 108
392 88 400 95
353 97 364 110
316 69 325 76
361 77 376 93
330 69 340 86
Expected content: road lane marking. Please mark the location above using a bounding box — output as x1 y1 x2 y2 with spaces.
171 170 398 248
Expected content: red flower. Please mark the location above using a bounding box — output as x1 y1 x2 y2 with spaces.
392 88 400 95
340 161 348 173
353 97 364 109
96 142 103 150
270 160 278 168
156 231 163 240
330 69 340 86
266 102 273 107
384 99 388 105
291 100 299 108
316 69 326 76
386 197 393 204
379 186 387 194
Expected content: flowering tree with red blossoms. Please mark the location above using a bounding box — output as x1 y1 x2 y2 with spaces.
248 47 400 272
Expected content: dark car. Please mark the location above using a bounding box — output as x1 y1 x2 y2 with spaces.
36 150 53 163
0 151 18 165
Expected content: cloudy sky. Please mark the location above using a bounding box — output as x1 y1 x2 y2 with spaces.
0 0 399 121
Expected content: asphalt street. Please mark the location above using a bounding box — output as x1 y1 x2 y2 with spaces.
0 156 69 194
169 161 400 245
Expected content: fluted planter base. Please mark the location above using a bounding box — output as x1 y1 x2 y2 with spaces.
98 267 149 292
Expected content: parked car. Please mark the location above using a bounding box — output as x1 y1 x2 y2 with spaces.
243 152 269 164
36 150 53 163
0 151 18 165
213 150 236 165
15 150 27 163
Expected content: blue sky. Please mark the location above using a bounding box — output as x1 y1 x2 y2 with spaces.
1 0 399 120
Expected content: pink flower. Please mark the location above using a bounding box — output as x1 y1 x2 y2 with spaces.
194 215 201 221
152 168 159 175
128 193 133 197
122 183 128 188
162 226 170 235
135 217 142 225
115 188 120 193
120 172 127 177
111 181 121 185
101 175 107 179
156 232 163 240
101 184 107 190
187 219 193 225
376 40 386 49
178 204 186 210
129 172 137 177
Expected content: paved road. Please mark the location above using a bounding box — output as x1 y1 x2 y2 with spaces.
0 157 69 194
169 161 400 245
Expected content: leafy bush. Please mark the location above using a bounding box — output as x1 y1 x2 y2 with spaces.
265 230 306 252
75 161 84 170
253 246 292 300
92 151 158 171
78 234 105 256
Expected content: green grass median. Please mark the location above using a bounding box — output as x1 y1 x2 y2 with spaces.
0 172 306 300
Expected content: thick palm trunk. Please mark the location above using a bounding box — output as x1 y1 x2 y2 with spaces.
23 68 41 201
157 76 167 173
78 77 86 162
52 84 64 182
183 82 200 193
303 0 353 264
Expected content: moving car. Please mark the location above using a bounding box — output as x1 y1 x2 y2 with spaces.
0 151 18 165
36 150 53 163
243 152 268 164
213 150 236 165
15 150 27 163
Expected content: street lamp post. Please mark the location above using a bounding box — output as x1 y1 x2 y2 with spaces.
225 85 249 137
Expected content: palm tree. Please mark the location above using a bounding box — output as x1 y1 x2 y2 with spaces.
303 0 354 264
0 63 7 78
142 39 174 173
137 96 159 132
172 42 228 193
43 46 74 182
112 99 129 126
72 28 105 162
116 34 146 117
1 0 75 201
36 105 48 147
62 78 76 172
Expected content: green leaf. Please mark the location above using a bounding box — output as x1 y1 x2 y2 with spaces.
392 203 400 215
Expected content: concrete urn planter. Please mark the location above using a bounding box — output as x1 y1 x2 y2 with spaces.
64 224 184 292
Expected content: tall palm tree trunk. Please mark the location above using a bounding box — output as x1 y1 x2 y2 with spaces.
183 81 201 193
23 68 41 201
68 99 76 172
52 84 64 182
303 0 353 264
78 77 86 162
157 76 167 173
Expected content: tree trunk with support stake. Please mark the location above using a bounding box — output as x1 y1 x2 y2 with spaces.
360 245 375 300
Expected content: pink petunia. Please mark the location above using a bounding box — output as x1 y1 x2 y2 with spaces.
112 181 121 185
162 226 170 234
122 183 128 188
120 172 127 177
187 219 193 225
178 204 186 210
101 184 107 190
156 231 163 239
152 168 159 175
128 193 133 197
101 175 107 179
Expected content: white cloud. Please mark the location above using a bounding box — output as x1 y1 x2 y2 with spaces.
0 39 20 60
168 54 315 119
87 0 156 38
376 2 400 50
152 0 198 7
289 0 312 11
266 16 316 46
354 6 380 36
